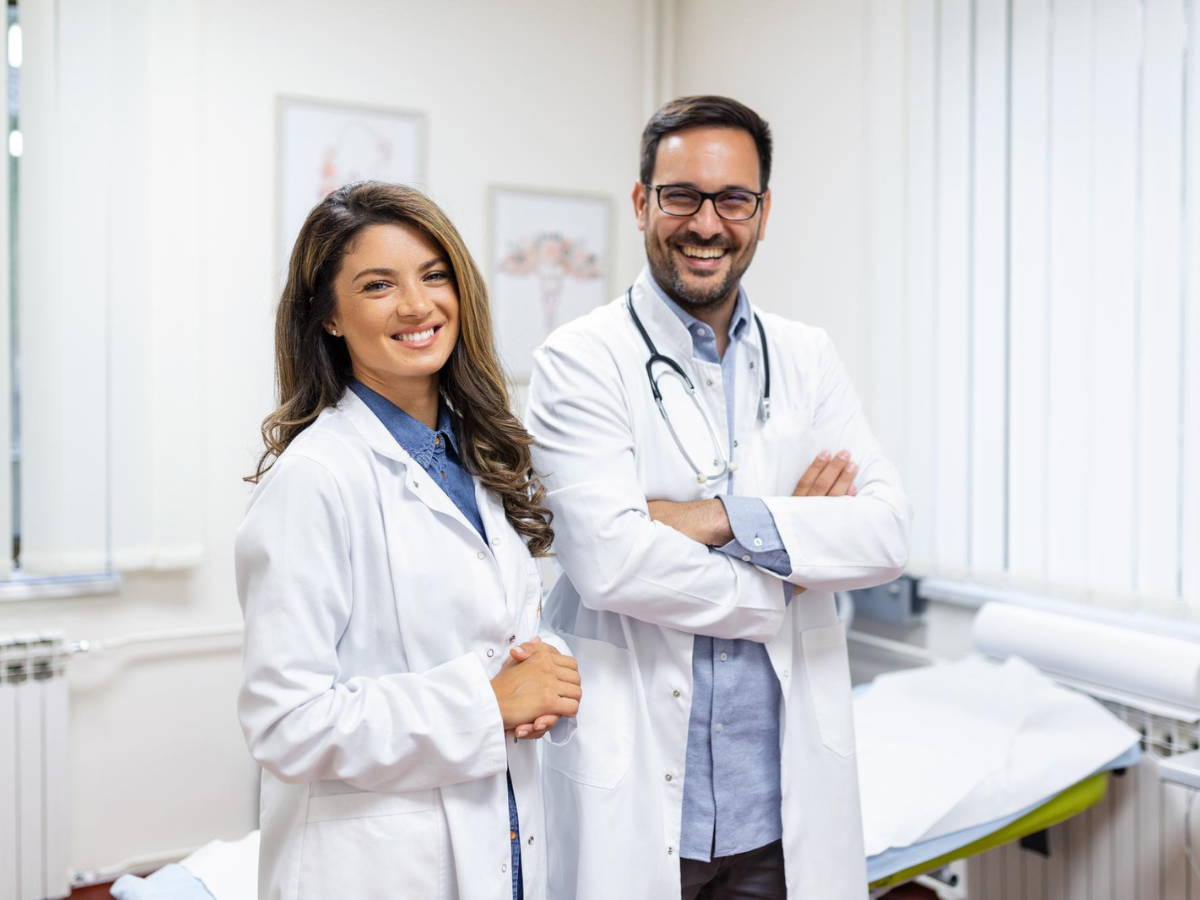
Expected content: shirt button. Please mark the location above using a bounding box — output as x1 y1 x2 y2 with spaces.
508 635 516 643
719 652 728 662
753 537 764 547
486 649 495 658
783 669 790 679
668 846 675 856
715 723 723 733
733 439 739 448
672 689 681 698
477 551 486 560
749 361 756 369
741 555 751 562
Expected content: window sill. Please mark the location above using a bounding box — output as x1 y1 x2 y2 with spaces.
0 570 122 602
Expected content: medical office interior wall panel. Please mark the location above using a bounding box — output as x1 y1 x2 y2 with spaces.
671 0 873 385
0 0 649 880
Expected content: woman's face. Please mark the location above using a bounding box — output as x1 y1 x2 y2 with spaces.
325 222 460 397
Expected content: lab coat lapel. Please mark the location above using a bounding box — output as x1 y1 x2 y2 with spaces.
630 270 696 359
340 390 486 546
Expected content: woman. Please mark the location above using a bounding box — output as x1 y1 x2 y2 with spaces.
236 181 581 900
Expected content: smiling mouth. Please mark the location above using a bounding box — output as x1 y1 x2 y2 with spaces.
391 325 441 344
678 245 729 261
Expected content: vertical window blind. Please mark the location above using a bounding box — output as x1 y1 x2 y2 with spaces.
866 0 1199 617
11 0 203 578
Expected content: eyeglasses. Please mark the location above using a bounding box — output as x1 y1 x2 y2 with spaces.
648 184 765 221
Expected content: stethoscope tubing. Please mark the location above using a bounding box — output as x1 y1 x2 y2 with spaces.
625 285 772 483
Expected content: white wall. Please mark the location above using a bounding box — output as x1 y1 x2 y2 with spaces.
0 0 649 875
671 0 875 397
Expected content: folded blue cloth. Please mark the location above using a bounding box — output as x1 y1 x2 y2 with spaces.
110 864 216 900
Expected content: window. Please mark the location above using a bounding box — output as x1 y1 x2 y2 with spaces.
0 0 203 595
866 0 1199 616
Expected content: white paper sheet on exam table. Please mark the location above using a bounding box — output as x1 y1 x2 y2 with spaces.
854 655 1140 857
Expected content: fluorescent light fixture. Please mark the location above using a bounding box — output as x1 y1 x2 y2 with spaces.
8 130 22 158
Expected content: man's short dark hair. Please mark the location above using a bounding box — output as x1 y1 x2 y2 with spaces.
639 95 773 191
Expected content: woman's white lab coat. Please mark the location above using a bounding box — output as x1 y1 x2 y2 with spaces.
525 271 913 900
236 390 563 900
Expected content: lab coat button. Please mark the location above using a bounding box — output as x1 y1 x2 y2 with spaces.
706 379 714 387
477 551 486 560
492 537 501 546
782 669 790 679
672 689 681 698
501 863 507 873
486 649 495 658
665 773 673 782
508 635 516 643
528 835 534 845
668 846 675 855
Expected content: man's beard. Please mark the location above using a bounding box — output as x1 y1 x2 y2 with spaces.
645 234 754 311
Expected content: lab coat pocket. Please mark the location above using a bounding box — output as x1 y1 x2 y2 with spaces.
542 633 633 789
299 788 440 900
800 624 856 758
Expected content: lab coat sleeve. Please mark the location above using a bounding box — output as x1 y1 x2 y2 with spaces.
235 455 508 792
762 331 913 592
526 329 787 643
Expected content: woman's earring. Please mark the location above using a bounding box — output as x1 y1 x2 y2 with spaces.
330 328 338 336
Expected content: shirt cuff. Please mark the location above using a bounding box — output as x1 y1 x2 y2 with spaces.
715 495 792 576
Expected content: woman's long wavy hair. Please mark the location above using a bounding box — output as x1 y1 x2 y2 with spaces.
249 181 554 556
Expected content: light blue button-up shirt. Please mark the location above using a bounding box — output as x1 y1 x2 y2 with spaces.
644 274 792 862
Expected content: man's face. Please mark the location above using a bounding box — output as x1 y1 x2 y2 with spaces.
633 126 771 311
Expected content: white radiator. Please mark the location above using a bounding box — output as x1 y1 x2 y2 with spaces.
0 634 69 900
966 702 1199 900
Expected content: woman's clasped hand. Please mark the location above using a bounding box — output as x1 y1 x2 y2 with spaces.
493 636 582 739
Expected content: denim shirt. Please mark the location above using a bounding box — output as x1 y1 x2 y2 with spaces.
645 274 791 862
348 380 523 899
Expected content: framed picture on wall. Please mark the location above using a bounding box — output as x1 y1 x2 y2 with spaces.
489 186 613 380
276 96 426 275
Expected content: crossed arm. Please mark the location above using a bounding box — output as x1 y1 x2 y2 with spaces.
647 450 861 596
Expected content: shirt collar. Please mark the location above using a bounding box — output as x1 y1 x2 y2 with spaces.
347 380 458 468
644 266 751 361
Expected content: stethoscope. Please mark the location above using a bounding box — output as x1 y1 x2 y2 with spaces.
626 286 772 484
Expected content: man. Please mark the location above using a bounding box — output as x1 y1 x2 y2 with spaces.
526 96 912 899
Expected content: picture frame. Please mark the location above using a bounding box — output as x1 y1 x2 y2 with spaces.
276 96 427 277
488 186 614 381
